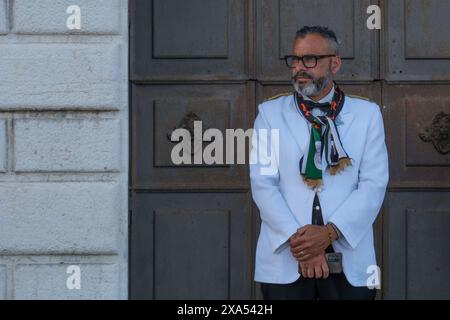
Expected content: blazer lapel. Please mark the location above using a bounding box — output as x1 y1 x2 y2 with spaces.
281 95 310 155
336 111 354 141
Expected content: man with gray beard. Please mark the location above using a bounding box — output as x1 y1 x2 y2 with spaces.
249 26 389 300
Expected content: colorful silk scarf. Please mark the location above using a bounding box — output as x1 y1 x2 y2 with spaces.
295 83 352 189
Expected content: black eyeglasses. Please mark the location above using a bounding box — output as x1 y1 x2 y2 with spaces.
284 54 336 68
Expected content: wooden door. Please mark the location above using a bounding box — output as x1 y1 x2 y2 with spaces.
130 0 450 299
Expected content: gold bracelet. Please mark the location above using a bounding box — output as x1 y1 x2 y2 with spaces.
330 222 341 239
326 224 333 245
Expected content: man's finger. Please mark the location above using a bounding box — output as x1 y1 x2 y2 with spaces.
299 253 312 262
297 235 313 246
292 241 311 252
298 246 313 256
314 265 322 279
290 245 302 255
299 262 306 277
307 265 314 278
298 226 308 236
322 261 330 279
298 242 312 251
300 265 307 277
289 236 302 247
293 247 312 259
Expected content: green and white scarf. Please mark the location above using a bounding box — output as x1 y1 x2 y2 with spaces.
295 83 352 189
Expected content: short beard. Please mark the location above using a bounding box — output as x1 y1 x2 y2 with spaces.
292 70 331 97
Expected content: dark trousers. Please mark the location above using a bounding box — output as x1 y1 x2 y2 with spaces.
260 274 377 300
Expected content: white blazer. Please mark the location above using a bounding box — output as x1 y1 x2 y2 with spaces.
249 93 389 287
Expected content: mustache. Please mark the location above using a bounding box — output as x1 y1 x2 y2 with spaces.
292 72 314 81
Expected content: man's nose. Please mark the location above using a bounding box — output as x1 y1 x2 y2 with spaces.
293 61 307 74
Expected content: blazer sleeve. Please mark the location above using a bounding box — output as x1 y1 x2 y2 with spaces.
328 104 389 249
250 103 301 254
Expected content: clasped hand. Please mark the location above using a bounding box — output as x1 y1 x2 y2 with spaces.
289 224 332 279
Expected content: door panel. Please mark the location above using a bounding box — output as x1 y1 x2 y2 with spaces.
131 83 254 190
130 0 251 81
384 192 450 299
384 0 450 81
383 84 450 188
130 192 252 299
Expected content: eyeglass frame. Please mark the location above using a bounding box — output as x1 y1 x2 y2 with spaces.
284 54 337 69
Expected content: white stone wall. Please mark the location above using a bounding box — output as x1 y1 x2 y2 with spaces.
0 0 128 299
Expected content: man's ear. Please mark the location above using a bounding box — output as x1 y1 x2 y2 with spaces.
331 56 342 75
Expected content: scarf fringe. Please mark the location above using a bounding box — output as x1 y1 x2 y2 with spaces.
302 176 323 188
328 157 352 175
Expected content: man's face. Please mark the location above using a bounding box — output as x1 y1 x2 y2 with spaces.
291 34 341 97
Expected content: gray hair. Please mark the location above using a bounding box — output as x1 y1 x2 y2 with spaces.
295 26 340 55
